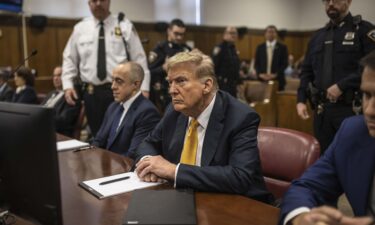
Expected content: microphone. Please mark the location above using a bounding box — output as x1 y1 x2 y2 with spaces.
13 49 38 74
118 12 125 22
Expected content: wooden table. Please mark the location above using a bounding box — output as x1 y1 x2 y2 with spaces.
16 135 280 225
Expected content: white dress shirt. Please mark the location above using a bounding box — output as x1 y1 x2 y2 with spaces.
62 14 150 92
44 90 64 108
116 91 142 131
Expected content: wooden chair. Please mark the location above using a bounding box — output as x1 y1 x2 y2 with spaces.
242 80 278 126
72 102 85 140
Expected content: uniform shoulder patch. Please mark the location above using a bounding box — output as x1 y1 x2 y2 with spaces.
368 29 375 42
148 51 158 64
213 46 221 56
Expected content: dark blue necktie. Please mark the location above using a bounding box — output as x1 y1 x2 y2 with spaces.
106 104 124 148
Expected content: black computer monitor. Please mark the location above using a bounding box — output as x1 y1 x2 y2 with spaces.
0 102 62 225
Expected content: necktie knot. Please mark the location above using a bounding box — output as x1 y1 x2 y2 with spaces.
187 119 199 136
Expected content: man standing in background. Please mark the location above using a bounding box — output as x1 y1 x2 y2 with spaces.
62 0 150 137
296 0 375 152
148 18 191 112
212 26 241 97
255 25 288 91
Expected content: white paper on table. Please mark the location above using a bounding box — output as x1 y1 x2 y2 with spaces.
56 139 90 151
79 172 161 199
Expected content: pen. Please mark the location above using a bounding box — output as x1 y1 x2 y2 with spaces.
99 176 130 185
73 145 94 152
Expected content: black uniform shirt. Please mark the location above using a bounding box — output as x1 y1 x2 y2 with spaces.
148 40 191 86
212 41 240 83
297 13 375 103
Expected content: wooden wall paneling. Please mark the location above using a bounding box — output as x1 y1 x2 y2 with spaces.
0 25 22 68
276 92 313 135
26 26 59 77
283 35 304 60
192 29 216 55
236 34 251 61
34 76 54 94
56 27 73 66
249 34 264 58
143 30 166 55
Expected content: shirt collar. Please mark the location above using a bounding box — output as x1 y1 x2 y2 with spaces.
266 40 276 48
121 91 141 110
0 83 6 93
189 94 216 129
94 14 112 27
16 85 26 94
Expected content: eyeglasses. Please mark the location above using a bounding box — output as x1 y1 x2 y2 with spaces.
173 32 185 37
322 0 345 5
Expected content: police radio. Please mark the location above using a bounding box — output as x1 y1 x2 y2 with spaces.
117 12 131 61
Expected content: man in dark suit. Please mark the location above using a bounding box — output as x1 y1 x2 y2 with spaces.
255 25 288 91
212 26 240 97
42 66 81 137
279 50 375 225
135 50 273 203
0 68 14 102
92 62 160 157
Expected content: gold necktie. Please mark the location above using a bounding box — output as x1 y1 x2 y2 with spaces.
180 119 199 165
267 45 273 74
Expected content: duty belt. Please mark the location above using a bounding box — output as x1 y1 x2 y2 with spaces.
83 82 112 95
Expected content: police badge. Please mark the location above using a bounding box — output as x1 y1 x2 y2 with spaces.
213 46 221 56
148 51 157 64
115 27 122 37
344 32 355 40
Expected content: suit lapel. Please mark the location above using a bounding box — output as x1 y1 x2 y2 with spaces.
201 92 225 166
349 137 375 215
168 115 188 163
108 95 144 148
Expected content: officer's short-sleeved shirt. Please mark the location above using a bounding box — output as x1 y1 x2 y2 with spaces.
62 14 150 91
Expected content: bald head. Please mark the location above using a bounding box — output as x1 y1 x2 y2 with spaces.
111 62 144 103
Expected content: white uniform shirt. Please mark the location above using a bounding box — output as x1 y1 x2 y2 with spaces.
62 14 150 91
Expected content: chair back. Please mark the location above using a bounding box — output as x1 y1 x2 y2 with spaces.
242 81 278 126
258 127 320 199
72 102 85 140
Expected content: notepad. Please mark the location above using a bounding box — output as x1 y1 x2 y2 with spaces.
56 139 90 151
123 189 197 225
79 172 161 199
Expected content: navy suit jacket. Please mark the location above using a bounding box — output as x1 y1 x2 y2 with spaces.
135 91 273 203
93 94 160 157
11 85 38 104
42 90 81 137
255 42 288 90
279 115 375 224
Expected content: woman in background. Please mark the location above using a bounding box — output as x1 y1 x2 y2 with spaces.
12 66 38 104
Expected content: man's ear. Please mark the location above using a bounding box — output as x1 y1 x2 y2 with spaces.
134 80 141 88
202 77 213 94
